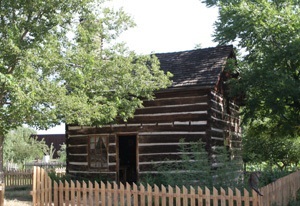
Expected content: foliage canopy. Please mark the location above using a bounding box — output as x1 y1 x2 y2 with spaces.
0 0 172 135
202 0 300 136
3 127 47 165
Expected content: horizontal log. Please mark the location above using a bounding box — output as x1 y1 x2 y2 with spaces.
68 145 87 154
67 124 208 135
135 103 208 115
126 112 208 124
139 144 195 154
68 155 88 162
154 88 210 99
139 134 206 144
142 95 208 107
139 153 184 162
67 136 88 145
68 164 88 171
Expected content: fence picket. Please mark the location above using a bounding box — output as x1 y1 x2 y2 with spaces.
126 182 131 206
168 185 173 206
235 188 241 206
53 181 58 206
161 184 167 206
205 187 210 206
175 186 181 206
95 182 100 206
101 182 106 206
88 181 93 206
140 183 145 206
154 184 160 206
113 182 118 206
70 180 75 206
197 186 203 205
82 181 87 206
147 184 152 206
220 187 226 206
76 180 81 206
190 186 195 206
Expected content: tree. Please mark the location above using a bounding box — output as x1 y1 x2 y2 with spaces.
0 0 172 182
202 0 300 137
242 120 300 170
4 127 48 166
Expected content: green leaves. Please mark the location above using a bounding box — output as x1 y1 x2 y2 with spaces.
204 0 300 136
0 0 172 135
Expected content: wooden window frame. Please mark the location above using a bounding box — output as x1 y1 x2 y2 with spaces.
88 135 109 170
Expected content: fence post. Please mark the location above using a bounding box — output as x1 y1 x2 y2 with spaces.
0 183 4 206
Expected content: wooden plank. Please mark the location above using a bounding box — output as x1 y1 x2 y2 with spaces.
133 183 139 206
126 183 131 206
101 182 106 206
139 134 206 144
59 181 64 206
228 187 234 206
95 182 100 206
147 184 152 206
65 181 70 206
154 184 160 206
176 186 181 206
168 185 174 206
205 187 210 206
244 188 249 206
68 145 87 154
67 136 88 145
135 103 209 115
139 144 198 154
70 180 75 206
154 89 210 99
220 187 226 206
142 95 208 107
68 155 88 162
53 181 58 206
120 183 125 206
113 182 118 206
236 188 242 206
213 187 218 206
140 184 146 206
139 153 182 162
76 180 81 206
67 124 208 135
89 181 94 206
125 112 208 124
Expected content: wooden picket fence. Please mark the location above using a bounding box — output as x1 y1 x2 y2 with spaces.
4 170 33 188
31 167 300 206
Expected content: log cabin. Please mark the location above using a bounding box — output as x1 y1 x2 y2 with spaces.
66 45 242 183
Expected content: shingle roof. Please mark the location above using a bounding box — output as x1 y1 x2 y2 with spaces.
155 45 234 88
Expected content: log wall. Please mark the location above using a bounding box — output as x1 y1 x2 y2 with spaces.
66 88 242 181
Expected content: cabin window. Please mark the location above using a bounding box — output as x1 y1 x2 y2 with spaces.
89 135 109 169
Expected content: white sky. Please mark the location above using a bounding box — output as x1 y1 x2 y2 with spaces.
37 0 218 134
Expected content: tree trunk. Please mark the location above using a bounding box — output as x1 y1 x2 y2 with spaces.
0 135 3 184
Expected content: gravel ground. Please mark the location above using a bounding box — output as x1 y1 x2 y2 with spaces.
4 199 32 206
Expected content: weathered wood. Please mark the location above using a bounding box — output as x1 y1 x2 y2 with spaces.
142 95 208 107
135 103 209 115
68 145 87 154
67 124 209 136
125 112 208 124
32 167 300 206
139 134 206 144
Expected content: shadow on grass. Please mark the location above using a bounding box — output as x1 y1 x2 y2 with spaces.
5 186 32 202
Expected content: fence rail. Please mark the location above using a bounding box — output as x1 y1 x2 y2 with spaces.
4 170 33 188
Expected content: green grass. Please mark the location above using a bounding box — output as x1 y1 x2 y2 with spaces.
5 186 32 202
